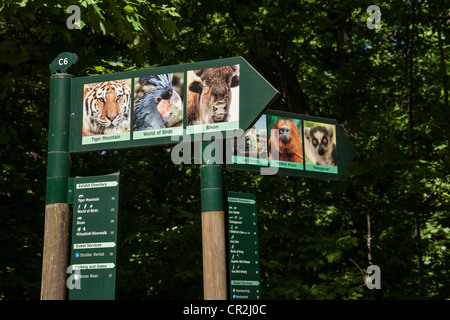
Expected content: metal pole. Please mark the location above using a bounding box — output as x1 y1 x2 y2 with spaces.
41 73 73 300
200 140 227 300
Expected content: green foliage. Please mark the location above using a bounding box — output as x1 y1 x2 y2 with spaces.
1 0 449 300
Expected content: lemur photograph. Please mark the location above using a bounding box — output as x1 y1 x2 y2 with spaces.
304 121 337 167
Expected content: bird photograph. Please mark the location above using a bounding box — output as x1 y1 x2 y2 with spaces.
133 73 184 132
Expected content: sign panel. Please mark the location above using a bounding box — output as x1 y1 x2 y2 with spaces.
227 110 356 180
69 57 278 153
68 172 120 300
227 192 261 300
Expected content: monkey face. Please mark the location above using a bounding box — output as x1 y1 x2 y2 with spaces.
279 124 291 144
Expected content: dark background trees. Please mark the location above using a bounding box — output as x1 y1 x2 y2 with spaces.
0 0 448 300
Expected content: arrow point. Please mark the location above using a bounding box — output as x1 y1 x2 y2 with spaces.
239 57 279 132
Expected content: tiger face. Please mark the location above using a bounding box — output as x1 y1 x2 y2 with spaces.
83 80 131 136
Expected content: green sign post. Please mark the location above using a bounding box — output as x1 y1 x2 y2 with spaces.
68 172 120 300
43 52 279 300
43 52 358 301
227 192 261 300
41 69 74 299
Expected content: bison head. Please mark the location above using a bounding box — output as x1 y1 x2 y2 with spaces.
188 65 239 124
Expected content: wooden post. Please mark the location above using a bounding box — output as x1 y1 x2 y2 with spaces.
41 203 71 299
201 140 227 300
201 211 227 300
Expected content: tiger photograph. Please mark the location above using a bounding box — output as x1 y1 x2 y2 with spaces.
82 79 131 137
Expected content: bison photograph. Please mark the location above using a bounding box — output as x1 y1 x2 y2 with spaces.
186 64 239 126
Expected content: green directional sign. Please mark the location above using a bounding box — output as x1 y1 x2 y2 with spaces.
227 192 261 300
227 109 357 180
68 56 278 153
68 172 120 300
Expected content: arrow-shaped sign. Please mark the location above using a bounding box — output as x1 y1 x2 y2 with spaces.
227 109 357 180
69 56 279 153
233 57 279 135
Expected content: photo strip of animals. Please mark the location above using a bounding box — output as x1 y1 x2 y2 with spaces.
229 113 339 174
134 73 184 131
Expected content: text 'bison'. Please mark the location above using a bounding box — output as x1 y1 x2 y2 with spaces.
186 65 239 125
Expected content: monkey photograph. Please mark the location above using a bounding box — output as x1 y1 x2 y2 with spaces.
304 121 337 167
268 117 303 165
